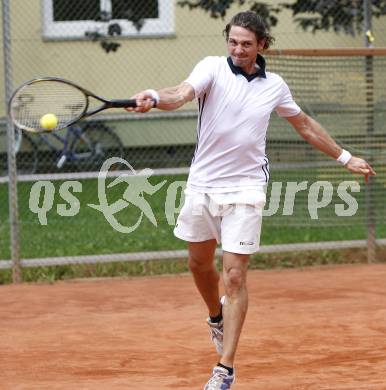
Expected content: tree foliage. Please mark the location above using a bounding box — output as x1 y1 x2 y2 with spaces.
177 0 386 35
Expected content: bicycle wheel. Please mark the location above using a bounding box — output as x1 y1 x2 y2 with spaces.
71 122 124 171
0 128 38 176
16 132 39 175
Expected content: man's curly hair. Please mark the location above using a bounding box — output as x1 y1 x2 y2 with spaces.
223 11 275 50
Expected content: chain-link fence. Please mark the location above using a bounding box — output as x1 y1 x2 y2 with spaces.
1 0 386 282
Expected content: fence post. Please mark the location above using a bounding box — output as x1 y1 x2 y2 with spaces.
363 0 376 263
2 0 21 282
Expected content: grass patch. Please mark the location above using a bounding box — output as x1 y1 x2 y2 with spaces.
0 169 385 283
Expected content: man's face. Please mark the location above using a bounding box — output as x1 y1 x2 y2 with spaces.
227 26 264 72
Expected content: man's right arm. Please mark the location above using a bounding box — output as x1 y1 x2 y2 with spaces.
125 82 195 113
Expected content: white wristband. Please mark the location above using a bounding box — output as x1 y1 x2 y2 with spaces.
146 89 160 106
337 149 352 165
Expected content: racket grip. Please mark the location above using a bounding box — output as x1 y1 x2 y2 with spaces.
110 99 138 108
110 98 157 108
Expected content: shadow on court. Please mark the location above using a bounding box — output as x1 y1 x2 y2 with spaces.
1 264 386 389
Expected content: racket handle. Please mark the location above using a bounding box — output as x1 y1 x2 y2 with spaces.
109 98 157 109
110 99 138 108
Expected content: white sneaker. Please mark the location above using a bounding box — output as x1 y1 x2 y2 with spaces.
203 366 235 390
206 296 225 355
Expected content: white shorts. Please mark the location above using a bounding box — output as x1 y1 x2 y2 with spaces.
173 187 266 254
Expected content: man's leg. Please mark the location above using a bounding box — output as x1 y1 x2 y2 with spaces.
219 251 249 368
188 239 221 318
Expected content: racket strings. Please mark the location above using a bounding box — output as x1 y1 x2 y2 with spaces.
10 81 87 132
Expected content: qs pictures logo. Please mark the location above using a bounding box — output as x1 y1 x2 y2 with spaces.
28 158 362 233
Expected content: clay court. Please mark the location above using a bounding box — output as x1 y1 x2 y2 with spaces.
1 263 386 390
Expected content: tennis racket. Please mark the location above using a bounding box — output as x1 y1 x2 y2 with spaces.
8 77 148 133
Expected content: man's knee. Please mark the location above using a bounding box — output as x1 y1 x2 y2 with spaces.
224 267 245 291
188 254 215 273
223 252 249 294
188 240 217 273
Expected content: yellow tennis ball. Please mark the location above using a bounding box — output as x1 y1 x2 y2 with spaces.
39 113 58 130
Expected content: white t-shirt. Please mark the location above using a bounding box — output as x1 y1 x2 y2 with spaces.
185 55 301 192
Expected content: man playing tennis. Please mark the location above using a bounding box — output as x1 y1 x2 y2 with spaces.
126 11 376 389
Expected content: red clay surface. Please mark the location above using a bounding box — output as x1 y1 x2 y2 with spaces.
1 264 386 390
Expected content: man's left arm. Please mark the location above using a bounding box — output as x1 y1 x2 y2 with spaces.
286 111 376 182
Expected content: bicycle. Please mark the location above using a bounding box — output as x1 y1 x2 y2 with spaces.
0 120 124 175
